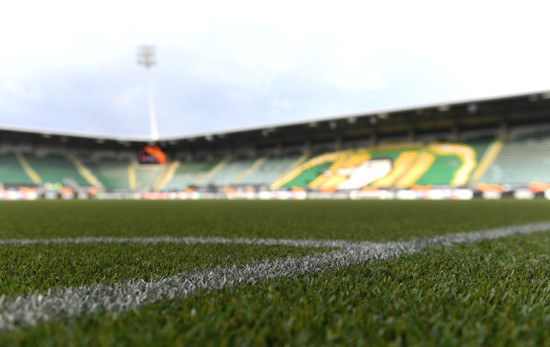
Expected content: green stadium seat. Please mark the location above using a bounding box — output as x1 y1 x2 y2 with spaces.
480 137 550 185
238 155 302 186
135 164 164 191
0 153 33 184
202 159 256 187
83 158 130 190
163 161 218 190
26 154 88 186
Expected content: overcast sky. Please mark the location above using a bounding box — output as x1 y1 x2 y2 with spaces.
1 0 549 139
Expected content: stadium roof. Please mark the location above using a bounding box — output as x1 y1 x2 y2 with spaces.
1 90 550 152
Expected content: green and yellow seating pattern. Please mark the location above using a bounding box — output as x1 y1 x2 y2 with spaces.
274 141 488 190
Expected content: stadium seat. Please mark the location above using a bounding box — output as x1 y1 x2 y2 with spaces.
479 137 550 185
237 155 303 186
274 141 490 190
0 153 34 184
162 161 219 190
134 164 165 191
82 158 130 190
25 154 88 186
201 158 257 187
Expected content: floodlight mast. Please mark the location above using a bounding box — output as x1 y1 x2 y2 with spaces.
137 46 159 141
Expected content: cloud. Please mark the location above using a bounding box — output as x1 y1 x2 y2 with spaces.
1 0 550 138
270 99 291 110
326 67 389 92
363 68 389 91
1 80 43 102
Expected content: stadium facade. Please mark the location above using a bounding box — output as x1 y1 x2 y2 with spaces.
1 91 550 200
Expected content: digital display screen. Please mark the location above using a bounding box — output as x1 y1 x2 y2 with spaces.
138 146 166 164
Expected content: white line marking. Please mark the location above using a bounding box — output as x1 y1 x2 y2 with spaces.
0 236 367 249
0 222 549 331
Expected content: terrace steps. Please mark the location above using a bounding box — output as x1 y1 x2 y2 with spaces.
154 160 180 191
0 153 34 184
15 153 42 184
371 151 418 188
128 160 136 190
270 151 310 189
194 156 230 185
394 151 435 188
67 155 101 188
231 156 267 184
469 138 503 185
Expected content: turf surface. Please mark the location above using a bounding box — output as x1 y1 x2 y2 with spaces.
0 243 324 295
2 231 548 346
0 199 548 345
1 199 550 241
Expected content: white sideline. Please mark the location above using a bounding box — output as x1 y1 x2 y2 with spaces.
0 236 369 249
0 222 549 331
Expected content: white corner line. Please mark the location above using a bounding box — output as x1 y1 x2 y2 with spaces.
0 222 549 331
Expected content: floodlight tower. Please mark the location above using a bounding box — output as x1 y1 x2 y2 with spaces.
138 45 159 141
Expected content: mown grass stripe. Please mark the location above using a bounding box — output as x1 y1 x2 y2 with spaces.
0 222 549 332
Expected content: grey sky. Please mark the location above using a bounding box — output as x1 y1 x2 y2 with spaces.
1 0 549 139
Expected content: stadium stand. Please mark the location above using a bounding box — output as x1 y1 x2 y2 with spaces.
411 142 484 187
82 158 130 190
134 163 164 191
368 147 420 188
0 153 33 185
200 158 257 187
2 90 550 198
278 152 340 189
273 141 492 190
163 161 219 190
237 155 303 186
478 136 550 185
163 161 207 190
25 154 88 186
152 161 179 191
67 155 101 188
308 151 374 190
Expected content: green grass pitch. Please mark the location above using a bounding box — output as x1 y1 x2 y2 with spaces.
0 200 548 345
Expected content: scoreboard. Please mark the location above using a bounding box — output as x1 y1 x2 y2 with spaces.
138 146 166 164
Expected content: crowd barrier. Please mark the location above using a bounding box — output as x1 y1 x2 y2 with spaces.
0 188 548 201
